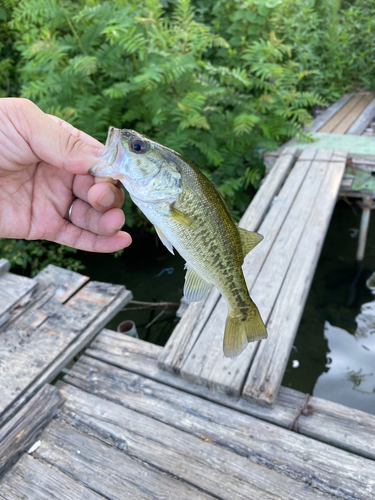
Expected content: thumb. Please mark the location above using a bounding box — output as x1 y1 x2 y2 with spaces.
23 99 104 174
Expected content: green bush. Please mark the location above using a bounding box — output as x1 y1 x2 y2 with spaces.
273 0 375 99
10 0 324 219
0 239 84 277
2 0 375 275
0 3 20 96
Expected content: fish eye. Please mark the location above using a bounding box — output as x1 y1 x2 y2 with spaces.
129 138 148 154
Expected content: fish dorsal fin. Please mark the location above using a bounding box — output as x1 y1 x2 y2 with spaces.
170 207 196 228
184 266 211 303
238 227 263 257
155 226 174 255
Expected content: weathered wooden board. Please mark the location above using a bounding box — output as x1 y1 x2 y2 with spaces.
36 419 219 500
0 282 52 332
0 454 105 500
331 149 348 162
347 98 375 135
333 93 374 134
35 264 89 303
0 282 132 426
243 155 347 405
0 272 37 319
86 330 375 461
0 384 64 478
59 367 375 499
238 146 298 230
158 148 298 373
180 154 330 395
51 388 337 500
0 266 91 332
0 259 10 278
307 93 354 132
320 93 372 133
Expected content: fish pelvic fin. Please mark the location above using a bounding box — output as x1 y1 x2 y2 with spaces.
238 227 263 258
223 305 267 358
154 226 174 255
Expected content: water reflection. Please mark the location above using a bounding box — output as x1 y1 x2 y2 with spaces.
313 272 375 414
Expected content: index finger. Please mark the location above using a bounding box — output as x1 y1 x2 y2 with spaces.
47 115 104 148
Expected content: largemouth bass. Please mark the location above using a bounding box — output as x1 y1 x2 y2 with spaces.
90 127 267 357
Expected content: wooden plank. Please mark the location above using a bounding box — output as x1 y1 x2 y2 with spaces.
157 287 220 373
86 330 375 462
347 98 375 135
0 454 105 500
333 93 374 134
314 149 334 161
158 148 298 373
331 149 348 162
0 259 10 278
36 419 219 500
0 265 91 332
307 93 354 132
0 273 37 319
48 393 332 500
243 157 347 405
0 284 132 426
239 147 298 230
0 384 64 477
58 377 375 499
319 93 370 133
0 283 55 332
180 155 330 395
298 148 318 161
35 264 89 303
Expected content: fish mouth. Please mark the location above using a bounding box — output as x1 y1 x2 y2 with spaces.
89 127 123 177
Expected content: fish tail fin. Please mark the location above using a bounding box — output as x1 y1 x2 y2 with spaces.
223 305 267 358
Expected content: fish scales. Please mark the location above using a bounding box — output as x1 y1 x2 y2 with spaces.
90 127 267 357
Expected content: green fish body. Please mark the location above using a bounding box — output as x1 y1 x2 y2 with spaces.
90 127 267 357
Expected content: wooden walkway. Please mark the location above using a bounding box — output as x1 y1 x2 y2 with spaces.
0 262 132 426
1 143 374 498
159 147 347 406
308 91 375 135
1 330 375 499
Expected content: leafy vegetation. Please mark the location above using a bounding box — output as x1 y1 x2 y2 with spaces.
0 239 84 277
273 0 375 99
1 0 374 274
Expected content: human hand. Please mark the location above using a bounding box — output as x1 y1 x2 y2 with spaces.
0 98 131 252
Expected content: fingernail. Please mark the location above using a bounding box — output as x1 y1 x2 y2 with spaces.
97 187 115 207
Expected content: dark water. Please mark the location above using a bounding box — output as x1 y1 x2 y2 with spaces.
79 199 375 415
77 231 186 347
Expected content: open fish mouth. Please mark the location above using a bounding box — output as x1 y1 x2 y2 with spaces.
89 127 124 178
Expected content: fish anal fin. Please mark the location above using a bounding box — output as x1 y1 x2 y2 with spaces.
155 226 174 255
170 207 196 228
184 266 211 303
238 227 263 258
223 305 267 358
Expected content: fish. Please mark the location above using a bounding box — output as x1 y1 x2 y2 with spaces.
90 127 267 357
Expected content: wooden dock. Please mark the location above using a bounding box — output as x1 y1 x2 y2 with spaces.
159 147 348 406
1 145 375 498
0 262 132 427
1 331 375 499
308 91 375 136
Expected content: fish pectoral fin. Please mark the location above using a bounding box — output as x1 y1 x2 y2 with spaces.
184 267 211 303
170 207 196 228
154 226 174 255
238 227 263 258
